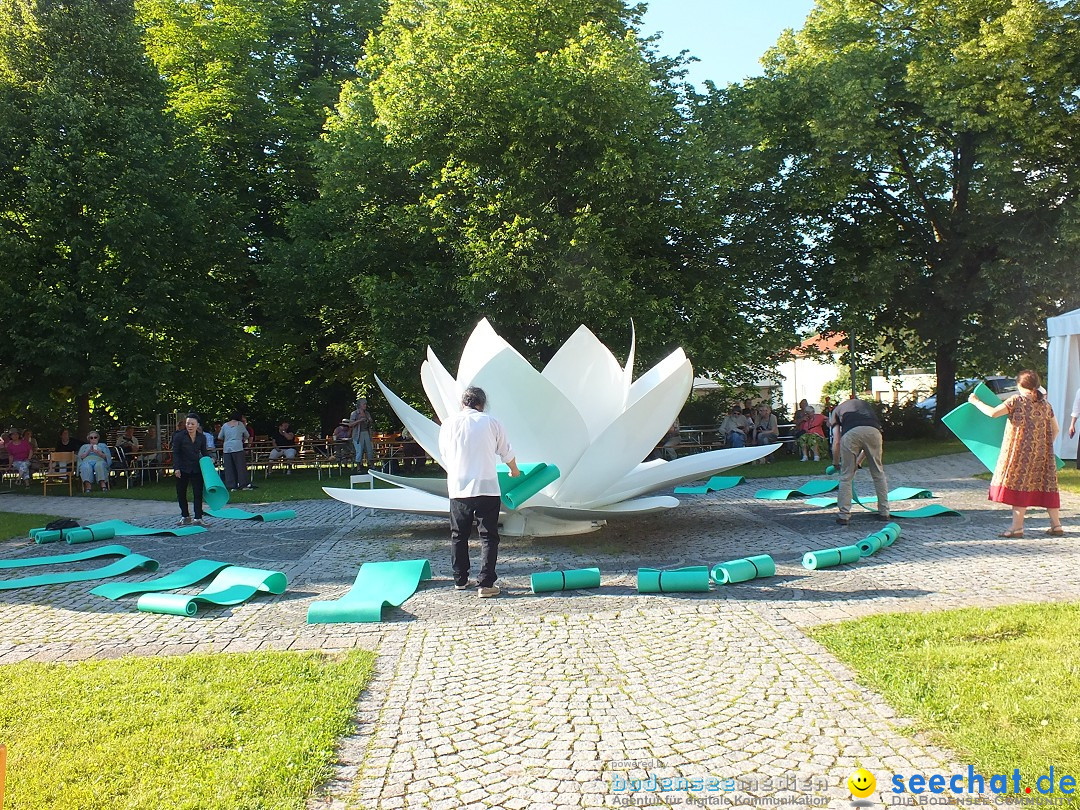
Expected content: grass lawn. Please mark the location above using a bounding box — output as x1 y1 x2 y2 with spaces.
732 437 967 480
0 650 375 810
0 511 65 542
813 603 1080 801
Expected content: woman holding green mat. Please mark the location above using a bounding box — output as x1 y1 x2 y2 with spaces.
968 369 1063 537
172 413 211 526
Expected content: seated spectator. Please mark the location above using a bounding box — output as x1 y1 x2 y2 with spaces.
141 427 160 463
797 406 828 462
56 427 79 453
332 418 352 463
269 420 297 465
400 424 424 471
753 404 779 454
6 429 32 485
660 419 681 461
77 430 112 492
115 425 140 467
792 399 810 436
22 428 41 472
718 406 750 448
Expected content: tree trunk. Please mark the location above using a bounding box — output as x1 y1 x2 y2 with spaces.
934 340 958 421
76 393 91 440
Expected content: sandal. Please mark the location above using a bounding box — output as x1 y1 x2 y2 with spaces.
1047 526 1065 536
999 529 1025 538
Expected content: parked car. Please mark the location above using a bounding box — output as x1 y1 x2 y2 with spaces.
916 376 1017 412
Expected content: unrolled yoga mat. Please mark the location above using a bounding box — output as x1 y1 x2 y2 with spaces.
802 545 862 570
200 456 230 510
637 566 711 593
0 552 159 590
204 507 297 522
889 504 961 519
675 476 746 494
91 559 233 600
137 566 288 617
531 568 601 593
81 519 207 537
754 480 839 500
307 559 432 623
805 487 934 508
497 462 561 509
0 543 133 570
711 555 776 585
942 383 1065 474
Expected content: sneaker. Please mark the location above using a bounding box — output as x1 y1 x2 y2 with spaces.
454 579 471 590
243 484 257 490
835 516 850 526
230 487 240 492
478 585 501 598
178 516 193 526
799 457 808 462
193 518 209 527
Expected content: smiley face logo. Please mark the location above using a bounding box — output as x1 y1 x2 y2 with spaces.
847 768 876 798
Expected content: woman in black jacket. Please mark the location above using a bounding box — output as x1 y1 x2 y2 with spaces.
172 413 210 526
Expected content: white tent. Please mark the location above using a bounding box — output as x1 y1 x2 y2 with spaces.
1047 307 1080 460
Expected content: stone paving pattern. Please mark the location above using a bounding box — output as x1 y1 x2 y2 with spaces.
0 454 1077 808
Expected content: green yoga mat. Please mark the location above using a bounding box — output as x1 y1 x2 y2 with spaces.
858 533 884 556
497 463 561 509
31 529 64 544
826 465 837 475
136 566 288 617
942 383 1065 474
64 525 117 545
204 507 297 522
0 551 158 590
81 520 207 537
802 544 862 570
890 504 960 519
90 559 232 600
710 555 776 585
531 568 601 593
754 480 839 500
0 544 132 570
637 566 711 593
805 487 934 508
307 559 432 623
200 456 230 510
675 476 745 494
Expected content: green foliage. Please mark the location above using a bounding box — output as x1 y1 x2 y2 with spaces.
820 369 870 402
712 0 1080 418
0 650 375 809
813 603 1080 797
871 401 934 441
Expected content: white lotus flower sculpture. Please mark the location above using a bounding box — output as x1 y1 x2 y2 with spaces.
325 319 777 535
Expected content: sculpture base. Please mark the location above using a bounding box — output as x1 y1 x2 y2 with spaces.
499 512 606 537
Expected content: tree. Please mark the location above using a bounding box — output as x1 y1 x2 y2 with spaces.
715 0 1080 418
293 0 808 405
0 0 228 435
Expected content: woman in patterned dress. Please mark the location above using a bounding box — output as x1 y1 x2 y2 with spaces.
967 369 1063 537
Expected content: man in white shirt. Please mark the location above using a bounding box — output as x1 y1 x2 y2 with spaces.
439 386 520 598
1069 385 1080 470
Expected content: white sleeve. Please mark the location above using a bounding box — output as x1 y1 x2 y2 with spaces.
1072 386 1080 419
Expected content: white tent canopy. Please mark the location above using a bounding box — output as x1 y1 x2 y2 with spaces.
1047 307 1080 460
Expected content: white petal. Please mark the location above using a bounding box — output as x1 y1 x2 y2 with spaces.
626 347 687 409
623 320 636 400
586 445 778 506
375 375 444 466
426 347 461 413
469 347 591 478
542 325 626 440
324 486 449 516
553 355 693 504
456 317 510 385
371 470 448 497
523 495 679 520
421 352 459 423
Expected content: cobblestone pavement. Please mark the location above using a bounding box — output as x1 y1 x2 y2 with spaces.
1 454 1077 808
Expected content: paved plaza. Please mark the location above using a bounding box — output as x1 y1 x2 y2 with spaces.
1 454 1077 808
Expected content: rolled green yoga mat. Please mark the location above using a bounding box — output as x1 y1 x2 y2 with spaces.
200 456 230 510
942 383 1065 474
710 555 776 585
880 523 900 545
31 529 63 544
204 507 297 522
531 568 601 593
497 463 561 509
826 465 837 475
91 559 232 600
802 544 862 570
857 533 885 557
0 543 132 570
637 566 711 593
675 476 745 495
755 480 839 500
307 559 432 623
82 519 207 537
136 566 288 617
0 551 158 590
63 525 117 545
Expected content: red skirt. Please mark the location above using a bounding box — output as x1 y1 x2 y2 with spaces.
989 484 1060 509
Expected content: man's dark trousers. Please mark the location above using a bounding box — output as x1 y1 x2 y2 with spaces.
449 495 501 587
